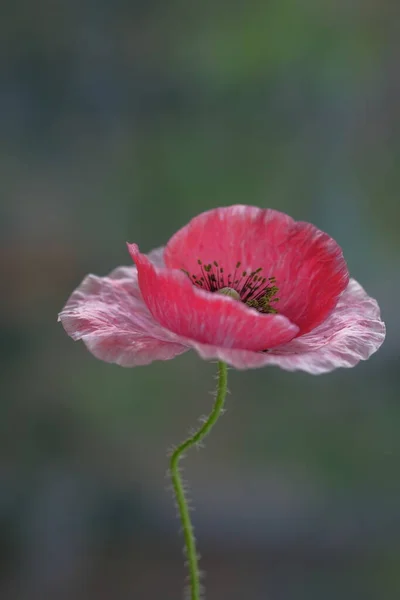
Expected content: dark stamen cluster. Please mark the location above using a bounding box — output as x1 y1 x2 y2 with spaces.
182 260 280 314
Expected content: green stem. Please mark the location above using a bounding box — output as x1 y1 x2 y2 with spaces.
169 361 228 600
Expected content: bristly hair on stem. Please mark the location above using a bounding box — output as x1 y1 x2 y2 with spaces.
169 361 228 600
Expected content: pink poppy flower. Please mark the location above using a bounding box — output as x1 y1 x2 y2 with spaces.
59 206 385 374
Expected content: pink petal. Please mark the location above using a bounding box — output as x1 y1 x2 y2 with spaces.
267 278 385 373
58 261 188 367
186 279 385 373
164 205 349 335
128 244 299 351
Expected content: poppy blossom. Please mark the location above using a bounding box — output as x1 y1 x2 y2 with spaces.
59 205 385 374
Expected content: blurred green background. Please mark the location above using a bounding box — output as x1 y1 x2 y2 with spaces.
1 1 399 598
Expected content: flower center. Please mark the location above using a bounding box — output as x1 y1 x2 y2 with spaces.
217 287 241 301
182 260 280 314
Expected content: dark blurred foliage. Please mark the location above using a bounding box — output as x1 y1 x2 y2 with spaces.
1 1 399 598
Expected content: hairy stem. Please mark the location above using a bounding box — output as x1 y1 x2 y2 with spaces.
169 361 228 600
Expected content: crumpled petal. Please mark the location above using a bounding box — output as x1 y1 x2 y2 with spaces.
164 205 349 334
128 243 299 351
58 259 189 367
184 279 385 373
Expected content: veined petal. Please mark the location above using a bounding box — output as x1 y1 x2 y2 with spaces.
128 244 299 351
58 262 188 367
266 278 385 373
164 205 349 335
189 279 384 373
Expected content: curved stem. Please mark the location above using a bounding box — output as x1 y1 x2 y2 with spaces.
169 361 228 600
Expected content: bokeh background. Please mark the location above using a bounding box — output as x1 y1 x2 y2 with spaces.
2 1 399 598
